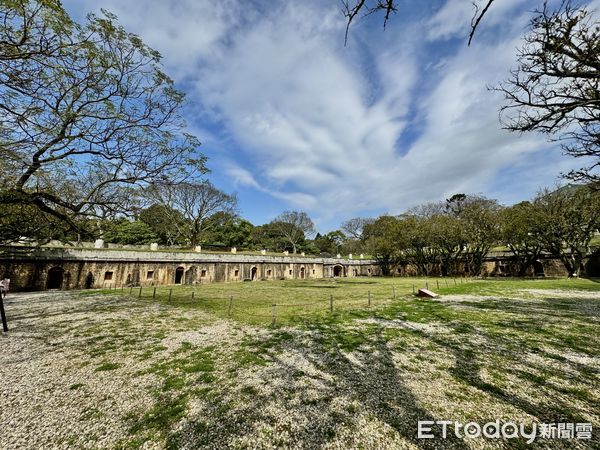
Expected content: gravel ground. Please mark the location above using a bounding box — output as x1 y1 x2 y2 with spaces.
0 289 598 449
0 291 240 449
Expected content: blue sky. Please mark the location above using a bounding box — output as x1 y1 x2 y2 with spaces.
62 0 598 232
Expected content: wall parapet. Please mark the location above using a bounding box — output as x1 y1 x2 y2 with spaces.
0 246 377 266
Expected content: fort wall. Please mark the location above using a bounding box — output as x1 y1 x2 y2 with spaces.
0 247 380 291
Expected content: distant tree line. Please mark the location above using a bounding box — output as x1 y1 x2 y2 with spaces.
362 187 600 278
12 179 597 279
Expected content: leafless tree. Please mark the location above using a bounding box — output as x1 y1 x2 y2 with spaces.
497 1 599 184
340 217 373 240
271 211 315 254
341 0 496 45
145 182 237 248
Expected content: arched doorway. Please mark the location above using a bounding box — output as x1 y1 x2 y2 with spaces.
175 266 185 284
333 265 343 277
251 267 258 280
185 266 197 285
533 260 545 277
47 267 64 290
84 272 94 289
300 267 305 279
585 254 600 277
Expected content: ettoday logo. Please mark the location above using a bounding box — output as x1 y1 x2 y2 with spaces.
417 420 593 443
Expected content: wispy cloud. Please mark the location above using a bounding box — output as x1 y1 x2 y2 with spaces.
62 0 590 228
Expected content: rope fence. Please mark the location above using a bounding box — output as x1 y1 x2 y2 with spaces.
109 277 475 326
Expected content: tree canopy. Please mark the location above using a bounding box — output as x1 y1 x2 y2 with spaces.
497 2 600 185
0 0 205 244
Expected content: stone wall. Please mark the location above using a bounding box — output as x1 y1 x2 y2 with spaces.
0 247 380 291
1 246 597 292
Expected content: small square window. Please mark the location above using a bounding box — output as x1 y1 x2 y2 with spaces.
147 271 154 280
267 269 272 276
289 269 292 275
234 269 239 277
201 269 207 277
312 269 315 274
104 271 113 281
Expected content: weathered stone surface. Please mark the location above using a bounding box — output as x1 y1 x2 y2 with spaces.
0 247 380 291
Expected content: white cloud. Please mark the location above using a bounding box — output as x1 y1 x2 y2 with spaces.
61 0 588 225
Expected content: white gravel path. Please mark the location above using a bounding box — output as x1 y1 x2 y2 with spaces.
0 291 232 449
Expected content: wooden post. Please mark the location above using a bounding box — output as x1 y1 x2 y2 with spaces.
0 293 8 332
412 284 415 294
329 294 334 313
191 290 195 300
426 281 429 290
392 286 396 300
271 304 276 326
368 290 371 307
436 280 440 290
153 287 157 299
129 286 133 295
445 279 449 287
138 286 143 298
228 296 233 317
169 289 172 301
454 278 457 285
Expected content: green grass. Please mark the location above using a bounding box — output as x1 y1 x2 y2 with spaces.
94 362 121 371
63 277 600 448
101 276 600 327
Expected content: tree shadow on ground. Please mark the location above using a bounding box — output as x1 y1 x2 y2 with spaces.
170 323 469 449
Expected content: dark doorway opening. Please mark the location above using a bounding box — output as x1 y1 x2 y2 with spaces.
251 267 257 280
84 272 94 289
585 255 600 277
185 266 197 285
47 267 64 290
533 260 545 277
333 266 343 277
175 267 184 284
300 267 305 279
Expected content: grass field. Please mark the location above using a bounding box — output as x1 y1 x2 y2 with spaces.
2 277 599 449
92 276 600 326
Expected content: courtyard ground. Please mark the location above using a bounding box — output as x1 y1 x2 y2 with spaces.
0 277 598 449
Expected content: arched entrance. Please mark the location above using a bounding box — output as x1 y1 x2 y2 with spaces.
300 267 305 279
585 254 600 277
185 266 197 285
333 265 343 277
251 267 258 280
47 267 64 290
84 272 94 289
175 266 185 284
533 260 545 277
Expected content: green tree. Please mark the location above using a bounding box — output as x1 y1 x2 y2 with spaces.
203 213 254 248
104 220 159 245
139 204 187 246
250 223 290 252
460 198 502 276
500 201 544 276
363 215 403 275
0 1 204 244
399 216 439 276
534 186 600 277
429 214 466 276
314 230 345 255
